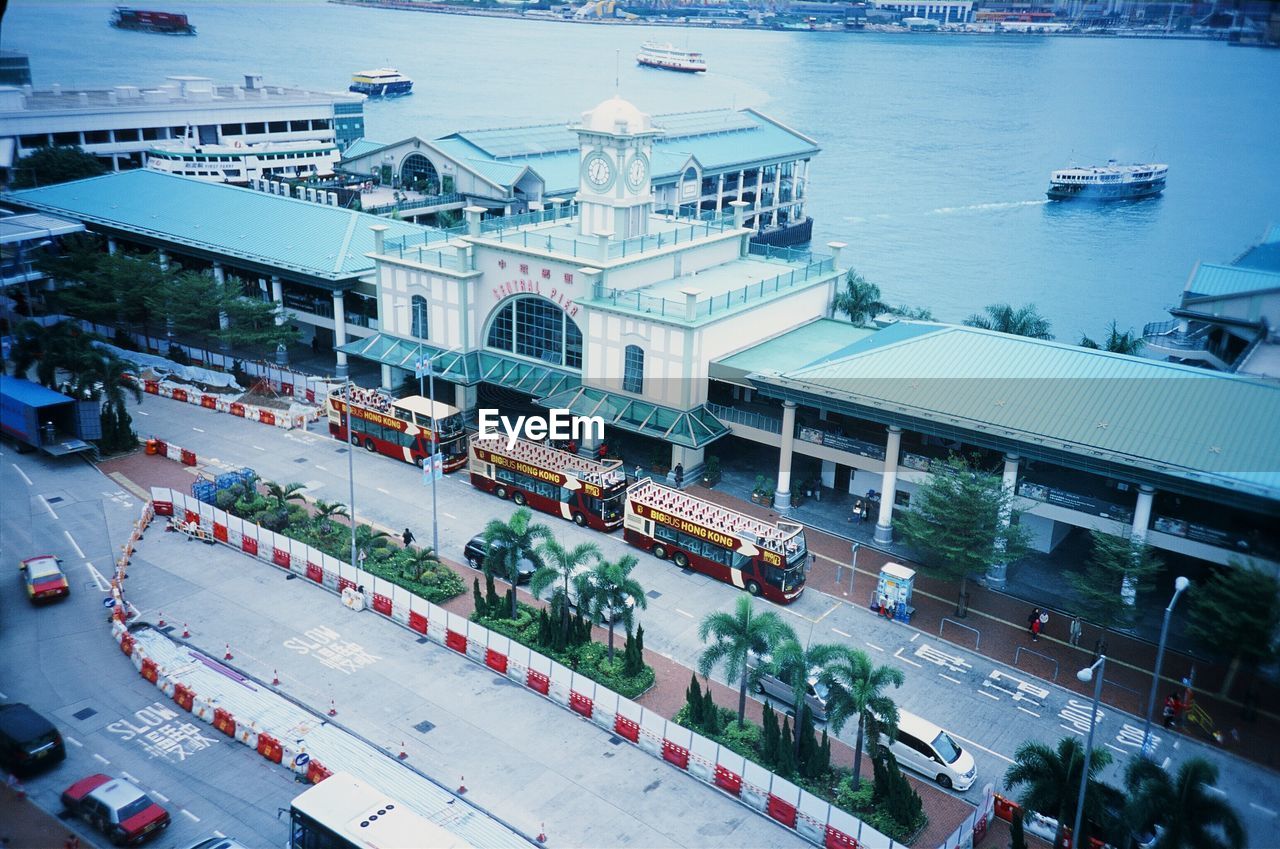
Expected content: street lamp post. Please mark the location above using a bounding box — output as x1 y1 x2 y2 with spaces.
415 343 441 558
344 382 357 570
1072 655 1106 849
1141 575 1190 757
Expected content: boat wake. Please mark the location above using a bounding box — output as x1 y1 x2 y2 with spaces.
929 200 1049 215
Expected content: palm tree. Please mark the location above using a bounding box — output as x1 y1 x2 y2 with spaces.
264 481 308 509
770 638 844 761
402 546 444 584
1080 320 1145 355
1003 736 1113 849
1123 756 1245 849
353 524 392 564
819 647 905 784
313 500 349 533
575 554 647 661
964 303 1055 340
481 507 553 618
531 537 602 645
832 270 887 327
697 595 795 727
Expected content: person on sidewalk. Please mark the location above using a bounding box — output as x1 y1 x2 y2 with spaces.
674 463 684 488
1069 616 1083 647
1027 607 1042 641
402 528 415 548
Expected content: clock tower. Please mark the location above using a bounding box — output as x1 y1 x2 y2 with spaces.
573 96 662 239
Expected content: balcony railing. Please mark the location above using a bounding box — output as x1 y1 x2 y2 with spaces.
484 215 739 262
479 202 578 234
1142 319 1212 350
362 192 464 216
383 225 468 255
707 403 783 434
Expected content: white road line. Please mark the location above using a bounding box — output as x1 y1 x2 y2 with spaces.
315 465 328 472
831 628 851 638
151 792 169 803
892 647 922 667
181 809 200 823
93 753 110 765
136 410 149 416
949 732 1015 764
64 530 86 558
442 512 458 520
121 771 139 783
192 427 205 433
1017 706 1041 718
1060 725 1083 735
64 735 82 747
0 690 6 699
376 487 391 495
253 445 266 451
979 690 1000 701
39 495 59 519
864 641 884 652
213 831 226 839
938 673 961 685
1161 756 1171 769
675 608 695 619
1249 802 1277 817
12 464 33 485
910 633 920 642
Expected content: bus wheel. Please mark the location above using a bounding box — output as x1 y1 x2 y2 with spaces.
350 434 360 446
513 491 526 506
673 552 689 569
496 486 508 500
652 544 667 560
364 438 377 452
746 580 761 596
572 513 587 527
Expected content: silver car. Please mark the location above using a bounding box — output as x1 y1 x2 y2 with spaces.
749 657 830 722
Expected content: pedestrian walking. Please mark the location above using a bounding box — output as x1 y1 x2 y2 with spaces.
1069 616 1083 647
402 527 415 548
634 464 643 482
1027 607 1041 640
850 498 863 522
674 463 684 487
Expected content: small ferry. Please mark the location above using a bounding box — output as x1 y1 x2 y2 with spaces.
109 7 195 35
636 42 707 74
145 139 340 185
1047 161 1168 201
348 68 414 97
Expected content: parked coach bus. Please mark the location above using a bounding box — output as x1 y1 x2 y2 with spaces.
289 771 472 849
327 385 468 472
624 479 807 604
468 433 627 531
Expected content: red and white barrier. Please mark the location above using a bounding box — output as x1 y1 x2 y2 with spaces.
142 378 318 430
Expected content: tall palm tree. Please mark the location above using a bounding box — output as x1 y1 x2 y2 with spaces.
1123 756 1245 849
819 647 905 784
264 481 308 509
575 554 647 662
832 270 887 327
770 638 844 761
313 500 349 533
697 595 795 727
1080 320 1145 355
964 303 1055 340
531 537 601 645
481 507 553 618
1003 736 1113 849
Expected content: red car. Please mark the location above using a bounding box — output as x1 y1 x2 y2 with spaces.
61 774 170 845
19 554 69 603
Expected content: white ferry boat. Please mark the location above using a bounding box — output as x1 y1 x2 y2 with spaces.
1047 160 1168 201
145 138 340 185
636 42 707 73
348 68 413 97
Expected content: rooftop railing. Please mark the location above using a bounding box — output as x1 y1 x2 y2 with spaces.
383 225 468 255
362 192 464 216
479 203 577 233
483 214 739 262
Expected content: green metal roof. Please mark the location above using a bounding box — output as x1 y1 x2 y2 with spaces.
342 138 388 159
757 323 1280 501
536 386 730 449
4 170 432 286
1184 262 1280 300
711 318 877 385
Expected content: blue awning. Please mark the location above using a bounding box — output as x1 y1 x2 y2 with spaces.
536 386 730 449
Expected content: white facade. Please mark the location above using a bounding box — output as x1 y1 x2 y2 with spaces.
873 1 974 23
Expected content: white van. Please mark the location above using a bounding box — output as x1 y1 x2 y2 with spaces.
878 709 976 791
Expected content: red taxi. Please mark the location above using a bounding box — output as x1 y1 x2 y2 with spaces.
61 773 171 845
19 554 69 603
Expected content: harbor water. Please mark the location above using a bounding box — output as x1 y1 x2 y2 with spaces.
4 1 1279 343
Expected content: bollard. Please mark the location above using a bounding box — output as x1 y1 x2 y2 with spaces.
328 699 337 717
537 823 547 843
182 623 190 638
398 741 408 760
272 670 280 686
457 775 467 794
224 644 234 661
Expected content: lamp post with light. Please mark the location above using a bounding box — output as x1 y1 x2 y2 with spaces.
1141 575 1191 757
1072 655 1106 849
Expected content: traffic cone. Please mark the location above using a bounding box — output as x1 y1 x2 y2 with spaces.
537 823 547 843
272 670 280 686
157 611 166 627
182 623 190 638
224 643 233 661
457 775 467 794
398 742 408 760
328 699 337 717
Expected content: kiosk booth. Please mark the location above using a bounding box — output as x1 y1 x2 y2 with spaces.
871 562 915 623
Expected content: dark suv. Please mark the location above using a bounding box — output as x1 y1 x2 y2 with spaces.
463 535 537 584
0 702 66 775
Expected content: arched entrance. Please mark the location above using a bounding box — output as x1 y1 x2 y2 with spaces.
400 152 440 194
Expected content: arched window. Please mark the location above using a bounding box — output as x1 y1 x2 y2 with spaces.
400 153 440 194
410 295 428 340
486 296 582 369
623 345 644 394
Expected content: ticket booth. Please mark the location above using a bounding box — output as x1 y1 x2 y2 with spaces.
871 562 915 623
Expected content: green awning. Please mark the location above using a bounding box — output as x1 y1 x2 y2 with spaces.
536 387 730 449
338 334 580 396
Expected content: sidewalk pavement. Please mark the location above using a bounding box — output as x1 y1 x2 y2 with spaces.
1 782 100 849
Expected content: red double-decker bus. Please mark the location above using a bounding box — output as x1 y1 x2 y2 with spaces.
468 434 627 531
623 479 807 604
326 385 468 472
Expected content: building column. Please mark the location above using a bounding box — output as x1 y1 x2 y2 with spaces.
212 262 230 331
668 445 704 487
874 426 903 544
107 237 118 255
157 249 169 271
270 276 284 325
771 164 782 227
332 290 349 379
774 401 798 509
1123 485 1156 605
754 169 764 223
454 383 478 415
714 173 725 215
985 453 1021 589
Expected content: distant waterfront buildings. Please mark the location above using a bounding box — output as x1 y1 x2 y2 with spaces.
0 74 365 180
872 1 974 24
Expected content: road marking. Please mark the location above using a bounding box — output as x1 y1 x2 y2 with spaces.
0 690 6 699
938 673 961 685
12 464 33 485
1060 725 1083 735
1204 785 1227 798
64 531 86 558
181 809 200 823
831 628 851 638
1161 757 1171 769
136 410 149 416
213 831 226 839
442 512 458 520
675 608 695 619
979 690 1000 701
892 647 921 667
813 602 841 623
64 735 82 747
315 465 328 472
949 732 1014 764
377 487 391 495
121 771 139 783
865 641 884 652
1017 706 1041 718
1249 802 1277 817
192 427 205 433
910 632 920 642
39 494 59 519
152 792 170 803
253 445 266 451
93 753 110 765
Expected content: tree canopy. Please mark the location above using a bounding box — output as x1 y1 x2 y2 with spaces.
964 303 1054 339
1187 559 1280 696
832 270 888 326
10 145 106 188
1067 530 1163 634
1080 320 1144 355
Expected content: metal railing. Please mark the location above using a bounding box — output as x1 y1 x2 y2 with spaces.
478 202 578 233
482 215 739 262
383 225 468 255
706 403 783 434
1141 319 1211 350
362 192 464 216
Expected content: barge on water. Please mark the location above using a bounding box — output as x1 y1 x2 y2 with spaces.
109 7 196 35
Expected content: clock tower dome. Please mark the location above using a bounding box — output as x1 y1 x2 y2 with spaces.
573 96 662 239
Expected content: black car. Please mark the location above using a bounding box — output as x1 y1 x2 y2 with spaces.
463 535 538 584
0 702 66 775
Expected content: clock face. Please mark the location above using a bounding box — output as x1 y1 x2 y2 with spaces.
626 155 648 190
584 152 613 189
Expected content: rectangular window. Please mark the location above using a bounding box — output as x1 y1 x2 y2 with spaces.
141 127 163 140
268 120 288 133
245 122 266 135
113 128 141 142
52 131 80 145
221 122 243 136
83 130 110 144
19 133 49 148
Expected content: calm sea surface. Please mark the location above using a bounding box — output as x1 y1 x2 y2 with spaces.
5 1 1279 343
